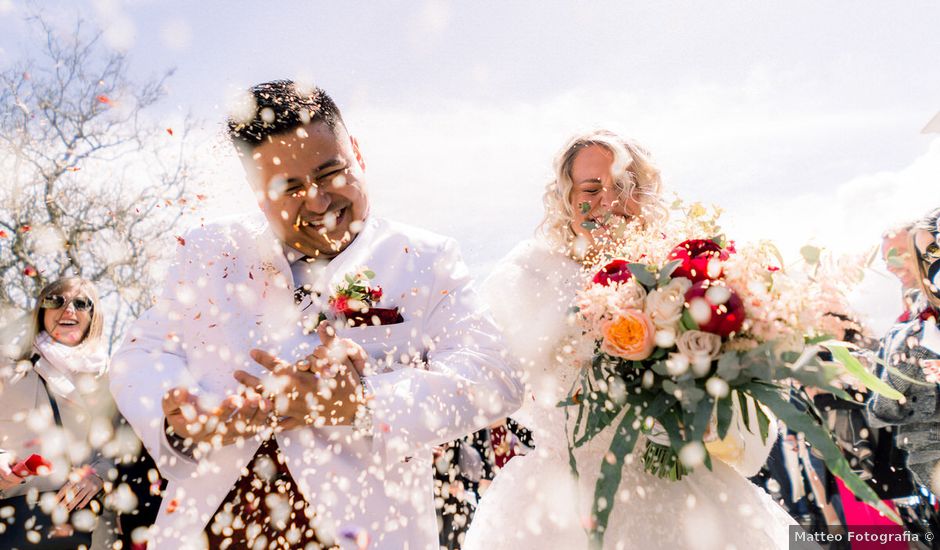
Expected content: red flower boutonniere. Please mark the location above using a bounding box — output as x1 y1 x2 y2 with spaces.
330 268 403 327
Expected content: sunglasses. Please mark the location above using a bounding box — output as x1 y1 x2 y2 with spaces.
41 295 94 311
915 238 940 300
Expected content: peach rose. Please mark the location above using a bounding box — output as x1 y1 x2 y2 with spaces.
601 309 656 361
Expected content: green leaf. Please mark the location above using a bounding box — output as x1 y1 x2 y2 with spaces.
755 401 771 443
745 383 902 525
651 360 671 376
688 396 714 443
658 409 687 448
643 392 677 419
587 406 641 548
716 395 733 439
363 270 376 279
564 395 580 479
736 390 752 434
658 260 683 286
627 263 657 288
680 309 699 331
800 245 821 265
824 344 903 400
805 333 836 345
715 352 741 381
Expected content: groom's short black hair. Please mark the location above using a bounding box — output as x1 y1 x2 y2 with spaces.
227 80 345 147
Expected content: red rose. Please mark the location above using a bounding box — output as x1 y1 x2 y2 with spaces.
668 239 730 282
331 295 351 315
593 260 633 286
368 287 383 302
684 280 745 338
346 307 403 327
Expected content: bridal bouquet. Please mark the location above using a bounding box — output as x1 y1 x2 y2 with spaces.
560 203 901 545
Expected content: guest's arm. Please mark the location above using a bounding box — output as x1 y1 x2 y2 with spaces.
867 321 940 427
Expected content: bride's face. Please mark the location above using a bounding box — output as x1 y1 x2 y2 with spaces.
567 144 641 246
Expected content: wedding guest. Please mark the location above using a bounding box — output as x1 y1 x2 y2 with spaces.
108 80 522 549
868 207 940 490
435 429 495 550
881 223 921 319
0 277 113 548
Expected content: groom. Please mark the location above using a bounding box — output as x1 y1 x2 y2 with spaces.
109 80 523 549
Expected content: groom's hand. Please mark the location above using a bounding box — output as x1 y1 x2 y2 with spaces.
162 387 271 447
237 322 367 429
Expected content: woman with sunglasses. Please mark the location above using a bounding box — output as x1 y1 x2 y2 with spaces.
0 277 115 548
868 207 940 492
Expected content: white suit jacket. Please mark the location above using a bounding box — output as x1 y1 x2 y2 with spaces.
109 216 523 549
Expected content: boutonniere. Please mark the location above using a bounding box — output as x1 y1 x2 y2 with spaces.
330 267 403 327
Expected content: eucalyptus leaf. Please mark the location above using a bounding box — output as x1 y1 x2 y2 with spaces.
716 352 742 381
800 245 821 265
658 260 683 285
651 360 671 376
627 263 657 288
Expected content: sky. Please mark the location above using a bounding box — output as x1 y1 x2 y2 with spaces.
1 0 939 332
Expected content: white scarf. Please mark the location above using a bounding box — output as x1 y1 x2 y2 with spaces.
33 332 108 403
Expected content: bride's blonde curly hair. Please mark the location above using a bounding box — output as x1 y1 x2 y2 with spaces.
538 129 667 252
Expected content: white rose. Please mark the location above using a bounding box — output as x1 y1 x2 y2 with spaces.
676 330 722 378
617 279 648 310
645 277 692 330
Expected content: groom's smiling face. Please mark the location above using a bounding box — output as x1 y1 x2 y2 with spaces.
247 121 370 259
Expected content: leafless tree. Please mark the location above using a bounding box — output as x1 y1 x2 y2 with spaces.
0 14 199 350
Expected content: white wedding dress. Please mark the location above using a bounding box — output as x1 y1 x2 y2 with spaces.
464 239 798 550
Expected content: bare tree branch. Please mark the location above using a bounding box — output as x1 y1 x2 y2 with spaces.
0 13 199 348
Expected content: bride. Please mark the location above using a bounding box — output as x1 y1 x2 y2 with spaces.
463 130 796 549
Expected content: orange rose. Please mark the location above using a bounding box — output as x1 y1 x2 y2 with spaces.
601 309 656 360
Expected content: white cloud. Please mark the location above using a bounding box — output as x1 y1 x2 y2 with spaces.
160 17 192 51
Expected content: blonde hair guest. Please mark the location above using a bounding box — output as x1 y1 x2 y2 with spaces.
22 277 104 358
539 129 667 257
0 277 114 548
